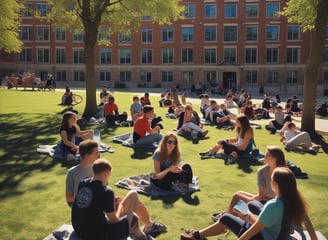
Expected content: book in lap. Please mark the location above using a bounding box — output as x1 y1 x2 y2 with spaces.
233 200 249 215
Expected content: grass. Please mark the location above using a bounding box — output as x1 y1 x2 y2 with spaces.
0 88 327 240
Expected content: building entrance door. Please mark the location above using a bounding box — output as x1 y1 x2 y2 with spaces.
222 72 237 90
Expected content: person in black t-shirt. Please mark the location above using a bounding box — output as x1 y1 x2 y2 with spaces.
72 159 167 240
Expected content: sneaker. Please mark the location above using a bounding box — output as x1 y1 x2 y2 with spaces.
200 152 215 159
225 155 237 165
308 147 317 155
67 153 77 161
199 151 209 156
202 130 209 137
211 212 224 222
143 222 167 235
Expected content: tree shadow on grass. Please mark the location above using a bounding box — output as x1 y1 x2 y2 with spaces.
313 134 328 154
0 113 63 198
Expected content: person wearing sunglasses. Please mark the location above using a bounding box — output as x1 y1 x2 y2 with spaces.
151 132 193 191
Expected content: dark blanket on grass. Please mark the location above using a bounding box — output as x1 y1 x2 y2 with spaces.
115 173 200 197
112 132 157 149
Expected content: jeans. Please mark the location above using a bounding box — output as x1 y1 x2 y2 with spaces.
135 133 163 146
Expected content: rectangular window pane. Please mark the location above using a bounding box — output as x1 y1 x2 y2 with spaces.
224 26 237 42
204 26 216 41
73 49 84 64
161 71 173 83
245 48 257 64
56 71 66 81
287 26 300 40
266 26 279 41
142 28 152 43
205 4 216 18
55 48 65 64
267 71 279 85
119 49 131 64
100 71 111 81
245 4 258 18
286 48 300 64
120 71 131 82
36 3 48 17
182 27 194 42
266 47 278 64
162 28 174 42
224 48 236 63
184 3 196 18
100 49 112 64
119 32 131 43
37 48 50 63
141 49 152 64
19 48 32 62
266 3 279 18
225 4 237 18
20 26 33 40
204 48 216 64
182 48 193 64
245 71 258 85
246 26 258 41
162 48 174 64
286 70 298 85
37 26 49 41
73 71 85 81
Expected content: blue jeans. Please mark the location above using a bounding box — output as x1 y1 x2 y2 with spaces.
135 133 163 146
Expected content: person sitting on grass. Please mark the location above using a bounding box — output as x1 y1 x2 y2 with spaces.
177 104 208 140
60 111 93 162
151 132 193 191
180 167 310 240
279 122 318 155
133 105 163 147
104 95 128 126
199 115 254 164
130 95 143 125
72 158 167 240
65 139 99 207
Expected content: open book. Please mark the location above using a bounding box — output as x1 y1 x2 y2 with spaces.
233 200 249 215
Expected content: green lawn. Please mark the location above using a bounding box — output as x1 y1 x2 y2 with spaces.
0 89 327 240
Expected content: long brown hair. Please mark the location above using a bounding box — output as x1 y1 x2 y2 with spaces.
273 167 307 228
236 115 251 138
157 132 181 165
60 111 76 130
267 146 286 167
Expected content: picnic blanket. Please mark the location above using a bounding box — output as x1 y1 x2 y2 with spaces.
200 149 265 162
115 173 200 197
112 132 157 149
37 142 114 160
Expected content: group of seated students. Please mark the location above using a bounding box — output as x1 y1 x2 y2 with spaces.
64 138 319 240
58 87 320 240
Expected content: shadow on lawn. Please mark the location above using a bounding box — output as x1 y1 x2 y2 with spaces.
313 134 328 154
0 113 63 198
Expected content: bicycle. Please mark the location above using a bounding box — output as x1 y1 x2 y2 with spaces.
72 94 83 105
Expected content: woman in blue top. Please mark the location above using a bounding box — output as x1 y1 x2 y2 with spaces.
181 167 308 240
151 132 193 190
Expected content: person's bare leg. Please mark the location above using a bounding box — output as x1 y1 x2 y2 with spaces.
227 191 255 213
199 221 228 238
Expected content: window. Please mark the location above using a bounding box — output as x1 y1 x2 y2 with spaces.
100 71 111 81
245 4 258 18
224 26 237 42
245 71 258 85
205 4 216 18
287 26 300 41
286 70 298 85
36 48 50 64
204 48 216 64
55 48 65 64
20 26 33 41
162 48 174 64
73 49 85 64
182 48 193 64
326 27 328 40
73 31 84 42
246 26 258 41
55 28 66 41
141 49 153 64
266 47 279 64
161 71 173 83
56 71 67 81
120 71 131 82
22 2 33 17
100 49 112 64
98 27 110 42
141 71 152 86
245 48 257 64
204 26 216 42
184 3 196 18
142 28 152 43
119 32 131 43
162 28 174 42
224 48 236 64
182 72 194 84
37 26 49 41
19 48 32 62
286 47 300 64
119 49 131 64
73 71 85 81
266 25 279 41
182 27 194 42
225 4 237 18
36 3 48 17
324 47 328 63
266 2 279 18
205 71 217 83
267 71 279 85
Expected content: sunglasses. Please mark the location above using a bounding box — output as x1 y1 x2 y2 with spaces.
167 140 177 145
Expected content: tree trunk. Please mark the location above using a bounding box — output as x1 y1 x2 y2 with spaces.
301 0 328 136
81 21 99 119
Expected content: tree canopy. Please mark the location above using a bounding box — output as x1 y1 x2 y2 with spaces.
46 0 184 118
0 0 24 53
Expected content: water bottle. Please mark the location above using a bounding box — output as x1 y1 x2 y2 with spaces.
93 129 101 143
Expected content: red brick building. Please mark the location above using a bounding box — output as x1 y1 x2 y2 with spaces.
1 0 328 95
